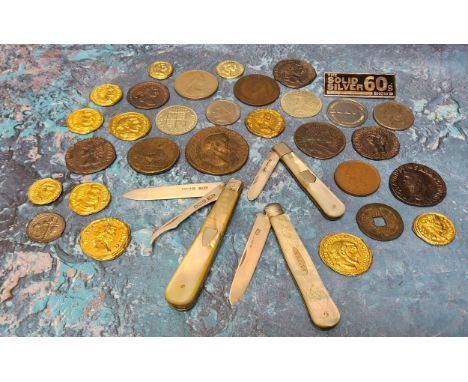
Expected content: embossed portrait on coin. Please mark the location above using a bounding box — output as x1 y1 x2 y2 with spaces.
116 116 144 135
365 133 388 154
330 240 360 271
78 186 104 209
94 223 118 252
199 133 232 168
400 169 429 200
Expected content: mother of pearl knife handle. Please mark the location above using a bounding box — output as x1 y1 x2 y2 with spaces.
264 203 340 329
165 179 243 311
273 143 345 220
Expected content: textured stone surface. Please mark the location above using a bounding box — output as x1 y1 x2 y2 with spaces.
0 45 466 336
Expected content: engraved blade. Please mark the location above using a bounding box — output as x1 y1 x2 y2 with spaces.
123 182 224 201
247 150 280 201
229 213 271 305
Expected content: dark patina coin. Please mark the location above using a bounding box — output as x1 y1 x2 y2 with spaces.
294 122 346 159
65 137 116 174
356 203 404 241
233 74 280 106
127 81 170 109
389 163 447 206
27 212 65 243
127 137 180 175
352 126 400 160
273 59 316 88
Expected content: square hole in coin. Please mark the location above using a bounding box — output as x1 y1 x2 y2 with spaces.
373 216 386 227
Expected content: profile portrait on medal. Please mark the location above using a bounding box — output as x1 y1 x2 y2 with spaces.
329 240 361 271
199 132 234 169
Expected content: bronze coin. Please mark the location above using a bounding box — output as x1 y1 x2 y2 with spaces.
65 137 116 174
127 82 170 109
273 59 316 88
389 163 446 206
233 74 280 106
185 126 249 175
127 137 180 175
334 160 381 196
373 102 414 131
27 212 65 243
352 126 400 160
356 203 404 241
326 98 368 128
294 122 346 159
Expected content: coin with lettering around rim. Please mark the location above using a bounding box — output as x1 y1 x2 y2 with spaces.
327 98 368 128
127 137 180 175
28 178 62 205
280 89 322 118
273 59 316 88
335 160 381 196
108 112 151 141
65 137 116 174
356 203 404 241
352 126 400 160
66 108 104 134
174 70 218 100
234 74 280 106
216 60 244 79
27 212 65 243
185 127 249 175
294 122 346 159
148 61 173 80
127 81 170 109
412 212 456 246
89 84 123 106
205 99 241 126
69 182 111 216
373 101 414 131
245 109 285 138
156 105 198 135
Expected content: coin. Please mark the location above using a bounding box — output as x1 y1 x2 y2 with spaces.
148 61 173 80
326 98 368 128
294 122 346 159
69 182 111 216
234 74 280 106
185 127 249 175
108 112 151 140
412 212 456 246
174 70 218 100
127 137 180 175
389 163 446 207
156 105 197 135
216 60 244 79
352 126 400 160
28 178 62 205
65 137 116 174
205 100 241 126
89 84 123 106
280 89 322 118
318 233 373 276
273 59 316 88
245 109 285 138
373 102 414 131
66 108 104 134
127 82 170 109
79 218 130 261
356 203 404 241
335 160 381 196
27 212 65 243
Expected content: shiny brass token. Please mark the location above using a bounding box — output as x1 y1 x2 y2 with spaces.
174 70 218 100
108 112 151 141
156 105 197 135
327 98 368 128
245 109 285 138
205 99 241 126
373 102 414 131
216 60 244 79
280 89 322 118
27 212 65 243
66 108 104 134
80 218 131 261
69 182 111 216
28 178 62 205
148 61 174 80
89 84 123 106
319 233 373 276
413 212 456 246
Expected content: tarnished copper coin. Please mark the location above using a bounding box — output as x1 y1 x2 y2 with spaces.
174 70 218 100
273 59 316 88
27 212 65 243
356 203 404 241
65 137 116 174
389 163 446 206
352 126 400 160
234 74 280 106
294 122 346 159
205 100 241 126
185 127 249 175
326 98 368 128
127 137 180 175
127 82 170 109
335 160 381 196
373 102 414 131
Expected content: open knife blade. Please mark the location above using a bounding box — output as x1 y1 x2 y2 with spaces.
123 182 224 201
247 150 280 201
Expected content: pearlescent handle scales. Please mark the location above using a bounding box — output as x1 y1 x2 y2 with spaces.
264 203 340 329
165 179 243 311
273 143 345 220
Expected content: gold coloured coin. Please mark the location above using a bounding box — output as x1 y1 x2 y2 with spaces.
28 178 62 205
69 182 111 216
80 218 131 261
280 90 322 118
216 60 245 79
148 61 174 80
89 84 123 106
156 105 198 135
108 112 151 141
66 108 104 134
413 212 456 246
319 233 373 276
245 109 285 138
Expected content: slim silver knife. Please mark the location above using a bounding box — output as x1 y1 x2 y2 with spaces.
123 182 224 201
